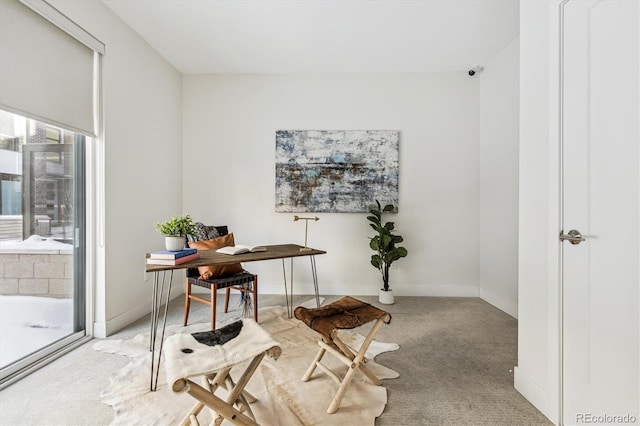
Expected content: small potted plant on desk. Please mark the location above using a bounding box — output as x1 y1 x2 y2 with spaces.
367 200 408 305
155 214 196 251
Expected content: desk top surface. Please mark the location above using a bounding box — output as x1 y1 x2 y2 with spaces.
145 243 325 272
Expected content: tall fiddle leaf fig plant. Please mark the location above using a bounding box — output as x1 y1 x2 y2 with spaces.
367 200 408 292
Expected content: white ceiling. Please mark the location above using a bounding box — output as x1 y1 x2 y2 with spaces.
102 0 519 74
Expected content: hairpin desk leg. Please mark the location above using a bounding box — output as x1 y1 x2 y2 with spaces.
149 269 173 391
282 255 321 317
281 259 290 318
289 259 294 317
310 255 320 308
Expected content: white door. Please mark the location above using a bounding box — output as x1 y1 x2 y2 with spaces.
561 1 639 425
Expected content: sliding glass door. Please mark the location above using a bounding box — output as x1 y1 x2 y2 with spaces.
0 110 86 384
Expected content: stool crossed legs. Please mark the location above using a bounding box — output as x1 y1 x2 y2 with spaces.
294 296 392 414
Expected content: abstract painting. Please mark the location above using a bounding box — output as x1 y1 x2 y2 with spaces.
275 130 399 213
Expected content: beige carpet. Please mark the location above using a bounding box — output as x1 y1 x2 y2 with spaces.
93 302 399 426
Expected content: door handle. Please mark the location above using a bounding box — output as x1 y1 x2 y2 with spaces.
560 229 586 245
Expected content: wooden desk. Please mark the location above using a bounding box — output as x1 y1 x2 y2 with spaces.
146 244 325 271
145 244 325 391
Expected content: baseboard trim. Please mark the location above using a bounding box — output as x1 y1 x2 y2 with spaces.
479 288 518 318
514 366 558 425
254 283 481 297
95 289 183 338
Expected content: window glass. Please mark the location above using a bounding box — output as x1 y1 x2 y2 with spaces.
0 109 85 375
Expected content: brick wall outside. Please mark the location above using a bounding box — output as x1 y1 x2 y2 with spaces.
0 252 73 298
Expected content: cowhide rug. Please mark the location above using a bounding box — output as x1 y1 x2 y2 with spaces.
93 300 399 425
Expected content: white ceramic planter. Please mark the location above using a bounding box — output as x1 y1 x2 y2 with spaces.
378 289 395 305
165 236 185 251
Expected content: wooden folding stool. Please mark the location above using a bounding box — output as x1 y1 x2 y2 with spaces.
164 319 281 426
294 296 392 414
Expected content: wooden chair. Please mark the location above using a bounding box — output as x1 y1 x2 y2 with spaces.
183 223 258 330
184 271 258 330
294 296 392 414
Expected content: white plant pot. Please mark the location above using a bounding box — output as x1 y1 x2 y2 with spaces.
165 236 185 251
378 289 395 305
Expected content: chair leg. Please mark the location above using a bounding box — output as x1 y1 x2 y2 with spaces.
224 288 231 313
211 286 217 330
253 276 258 323
184 280 191 326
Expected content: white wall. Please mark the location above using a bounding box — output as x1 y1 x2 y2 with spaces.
49 0 184 337
514 1 561 423
478 37 520 318
182 73 482 297
43 1 522 335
